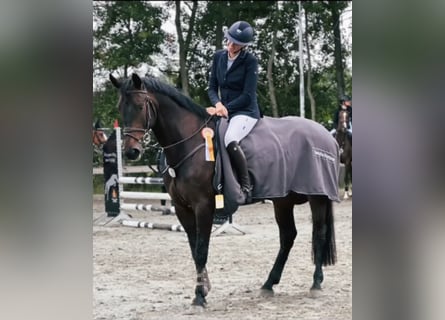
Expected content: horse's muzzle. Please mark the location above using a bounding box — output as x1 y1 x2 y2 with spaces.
124 146 142 161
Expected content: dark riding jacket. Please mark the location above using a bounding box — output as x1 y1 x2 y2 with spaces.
208 49 261 119
333 105 352 130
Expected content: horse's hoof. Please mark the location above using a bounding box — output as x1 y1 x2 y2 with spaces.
260 287 274 297
192 296 207 308
185 304 205 314
343 193 349 200
309 287 322 298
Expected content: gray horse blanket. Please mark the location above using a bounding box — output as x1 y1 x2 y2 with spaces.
215 116 340 216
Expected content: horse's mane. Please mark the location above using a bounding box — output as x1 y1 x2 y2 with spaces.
123 76 208 119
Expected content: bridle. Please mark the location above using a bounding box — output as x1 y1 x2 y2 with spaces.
122 90 157 148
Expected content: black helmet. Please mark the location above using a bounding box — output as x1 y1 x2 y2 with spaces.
340 95 351 102
225 21 254 46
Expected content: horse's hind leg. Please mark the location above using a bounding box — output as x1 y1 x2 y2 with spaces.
308 196 336 292
261 197 297 293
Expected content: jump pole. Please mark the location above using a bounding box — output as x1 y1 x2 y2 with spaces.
121 220 184 232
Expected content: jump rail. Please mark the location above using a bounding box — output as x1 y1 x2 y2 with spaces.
103 125 173 218
121 219 184 232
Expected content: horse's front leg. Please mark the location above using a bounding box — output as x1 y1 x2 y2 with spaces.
347 162 352 197
342 161 352 200
174 200 213 307
190 201 214 307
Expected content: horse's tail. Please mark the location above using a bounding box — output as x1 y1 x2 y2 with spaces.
312 199 337 266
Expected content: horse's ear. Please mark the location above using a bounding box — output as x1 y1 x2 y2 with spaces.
132 73 142 89
109 73 121 88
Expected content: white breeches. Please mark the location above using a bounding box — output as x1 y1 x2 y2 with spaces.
224 115 258 147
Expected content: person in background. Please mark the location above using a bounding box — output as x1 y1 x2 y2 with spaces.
330 94 352 143
206 20 261 204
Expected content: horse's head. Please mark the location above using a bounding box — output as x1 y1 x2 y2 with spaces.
92 119 108 147
337 109 350 133
110 73 157 161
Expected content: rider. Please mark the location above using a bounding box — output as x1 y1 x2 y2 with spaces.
206 20 261 204
330 94 352 144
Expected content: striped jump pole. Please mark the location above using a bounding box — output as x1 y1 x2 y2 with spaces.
121 203 175 215
119 177 164 185
121 220 184 232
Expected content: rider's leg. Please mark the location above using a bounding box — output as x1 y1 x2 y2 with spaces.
224 115 258 204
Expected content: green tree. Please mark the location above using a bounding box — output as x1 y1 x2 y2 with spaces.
92 1 351 130
186 1 275 106
93 82 120 129
93 1 166 77
303 1 350 99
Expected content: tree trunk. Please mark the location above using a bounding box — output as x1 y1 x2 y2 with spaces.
214 4 224 50
304 9 316 120
175 1 198 96
330 4 345 98
267 28 279 118
175 1 187 95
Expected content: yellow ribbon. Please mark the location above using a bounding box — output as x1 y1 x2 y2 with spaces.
201 128 215 161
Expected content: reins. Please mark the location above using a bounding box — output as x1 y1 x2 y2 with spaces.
162 115 214 150
159 115 214 174
122 90 157 148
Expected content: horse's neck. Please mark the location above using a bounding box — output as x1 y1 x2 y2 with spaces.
339 111 349 125
337 124 346 133
151 100 207 154
336 130 346 142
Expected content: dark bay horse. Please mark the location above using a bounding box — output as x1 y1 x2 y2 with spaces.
110 73 336 307
93 120 108 166
336 110 352 199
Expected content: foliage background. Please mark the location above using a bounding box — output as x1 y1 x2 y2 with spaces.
93 1 352 130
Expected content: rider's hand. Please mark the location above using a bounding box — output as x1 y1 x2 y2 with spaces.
206 107 217 115
215 102 228 118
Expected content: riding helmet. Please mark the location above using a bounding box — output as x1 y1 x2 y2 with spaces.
224 21 254 46
340 95 351 102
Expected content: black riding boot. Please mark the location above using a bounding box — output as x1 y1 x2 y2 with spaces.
226 141 252 204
